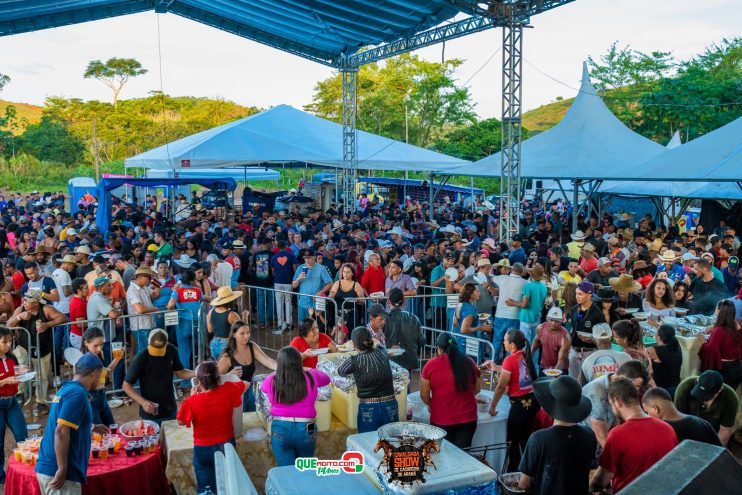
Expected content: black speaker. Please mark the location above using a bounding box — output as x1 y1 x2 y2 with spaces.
621 440 742 495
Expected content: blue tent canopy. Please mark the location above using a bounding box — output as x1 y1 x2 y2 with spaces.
358 177 483 195
95 177 236 234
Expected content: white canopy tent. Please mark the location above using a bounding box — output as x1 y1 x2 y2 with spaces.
442 62 666 179
125 104 469 173
145 168 280 182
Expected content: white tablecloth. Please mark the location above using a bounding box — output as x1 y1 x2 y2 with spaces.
406 389 509 473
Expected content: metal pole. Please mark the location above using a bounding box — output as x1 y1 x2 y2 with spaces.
404 171 408 206
572 179 580 232
470 176 475 213
341 59 358 214
429 172 434 213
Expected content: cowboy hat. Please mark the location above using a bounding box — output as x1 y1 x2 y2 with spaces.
533 376 592 423
620 213 632 221
632 260 650 271
440 224 458 235
621 228 634 241
388 226 405 236
476 258 492 268
570 230 587 241
595 287 617 302
74 245 91 256
581 243 595 253
174 254 197 269
483 200 496 211
609 274 642 293
332 219 344 231
450 235 470 246
495 259 511 268
658 250 677 262
134 266 157 278
482 238 496 250
61 254 79 265
648 239 663 252
210 286 243 306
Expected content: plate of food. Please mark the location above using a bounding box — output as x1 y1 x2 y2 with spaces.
120 420 159 441
498 473 527 493
27 423 42 431
475 394 491 413
633 312 650 320
478 313 491 321
369 291 386 299
624 308 639 314
674 307 689 316
107 399 124 409
16 372 37 383
307 348 329 356
543 368 563 378
338 343 355 352
576 331 593 341
387 347 405 357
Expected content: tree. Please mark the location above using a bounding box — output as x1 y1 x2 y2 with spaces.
83 58 147 112
0 72 9 93
19 116 85 164
431 118 530 161
305 54 476 147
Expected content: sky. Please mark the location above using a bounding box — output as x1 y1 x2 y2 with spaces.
0 0 738 119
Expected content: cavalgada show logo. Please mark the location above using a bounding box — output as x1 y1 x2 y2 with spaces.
295 451 364 476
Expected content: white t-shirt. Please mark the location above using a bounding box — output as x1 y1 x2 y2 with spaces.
581 349 631 382
492 274 526 320
51 268 72 314
211 261 233 288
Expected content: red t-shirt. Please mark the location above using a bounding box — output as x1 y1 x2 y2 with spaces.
290 334 333 369
0 355 20 397
360 265 386 295
421 354 479 425
600 416 678 493
580 257 598 274
68 296 87 337
176 381 245 446
502 350 534 397
11 272 24 309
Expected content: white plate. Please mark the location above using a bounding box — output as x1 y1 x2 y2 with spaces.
634 312 650 320
387 348 405 357
624 308 639 314
108 399 124 409
444 267 459 282
27 423 42 430
543 368 563 378
64 347 83 365
16 372 36 383
308 348 329 356
576 331 593 340
369 291 386 299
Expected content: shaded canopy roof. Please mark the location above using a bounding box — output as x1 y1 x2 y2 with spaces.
125 104 469 172
599 181 742 200
145 168 280 181
634 116 742 182
447 62 666 179
0 0 460 66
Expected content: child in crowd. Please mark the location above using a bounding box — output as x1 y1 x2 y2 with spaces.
81 327 121 426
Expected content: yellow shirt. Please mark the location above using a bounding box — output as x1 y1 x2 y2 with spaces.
557 271 582 303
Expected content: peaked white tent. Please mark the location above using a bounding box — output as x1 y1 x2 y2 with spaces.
125 104 469 172
443 62 666 178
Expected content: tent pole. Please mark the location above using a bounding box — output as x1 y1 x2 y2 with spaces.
572 179 580 232
470 177 475 213
404 171 408 206
429 172 434 215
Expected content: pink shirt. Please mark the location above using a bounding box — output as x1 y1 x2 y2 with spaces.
261 368 330 418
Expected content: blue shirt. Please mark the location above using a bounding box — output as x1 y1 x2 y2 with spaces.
293 263 332 309
36 381 92 483
722 267 740 296
270 250 296 284
169 284 203 320
656 263 686 284
509 247 527 266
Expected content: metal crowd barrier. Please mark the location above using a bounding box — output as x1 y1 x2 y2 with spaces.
237 284 339 352
339 292 450 337
419 326 497 391
6 326 35 406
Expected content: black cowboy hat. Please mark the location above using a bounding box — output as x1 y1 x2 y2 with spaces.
595 287 617 303
533 376 592 424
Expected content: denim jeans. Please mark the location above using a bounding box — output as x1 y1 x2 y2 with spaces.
243 386 256 413
270 420 316 467
256 288 275 325
90 388 115 426
492 317 519 363
298 305 310 322
133 329 150 356
519 321 539 344
194 438 235 494
357 399 399 433
176 318 194 370
0 396 28 482
210 338 228 361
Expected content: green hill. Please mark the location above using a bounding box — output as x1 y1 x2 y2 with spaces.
0 99 43 134
521 97 573 134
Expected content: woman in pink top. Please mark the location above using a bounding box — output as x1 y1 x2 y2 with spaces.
261 346 330 466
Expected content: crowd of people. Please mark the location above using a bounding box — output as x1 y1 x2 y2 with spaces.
0 188 739 494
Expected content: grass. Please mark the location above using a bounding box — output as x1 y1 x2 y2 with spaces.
0 99 43 134
521 97 573 134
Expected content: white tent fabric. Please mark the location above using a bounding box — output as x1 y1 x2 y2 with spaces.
125 104 469 172
599 181 742 200
145 168 280 181
633 116 742 182
443 62 666 178
666 131 682 150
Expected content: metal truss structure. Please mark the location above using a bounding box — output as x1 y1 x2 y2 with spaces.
340 62 359 214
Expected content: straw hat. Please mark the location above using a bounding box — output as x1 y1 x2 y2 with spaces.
609 274 642 293
75 245 91 256
648 239 663 252
570 230 586 241
61 254 78 265
621 228 634 241
495 259 511 268
134 266 156 278
211 287 243 306
658 250 678 263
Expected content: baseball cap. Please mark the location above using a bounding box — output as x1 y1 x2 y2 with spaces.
576 281 594 294
388 288 404 307
691 370 723 402
728 256 739 268
75 353 104 373
597 257 611 267
546 307 563 321
511 234 523 242
369 303 389 318
148 328 169 343
93 276 111 288
592 323 612 340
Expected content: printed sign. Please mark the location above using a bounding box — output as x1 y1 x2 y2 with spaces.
315 297 326 311
164 311 179 327
181 159 191 168
446 295 459 308
376 438 440 486
465 338 480 358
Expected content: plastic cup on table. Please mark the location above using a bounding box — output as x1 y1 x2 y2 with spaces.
13 449 22 461
125 444 134 458
32 454 37 465
109 423 118 435
22 452 33 465
134 441 142 455
91 446 100 459
106 443 115 455
100 447 109 459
